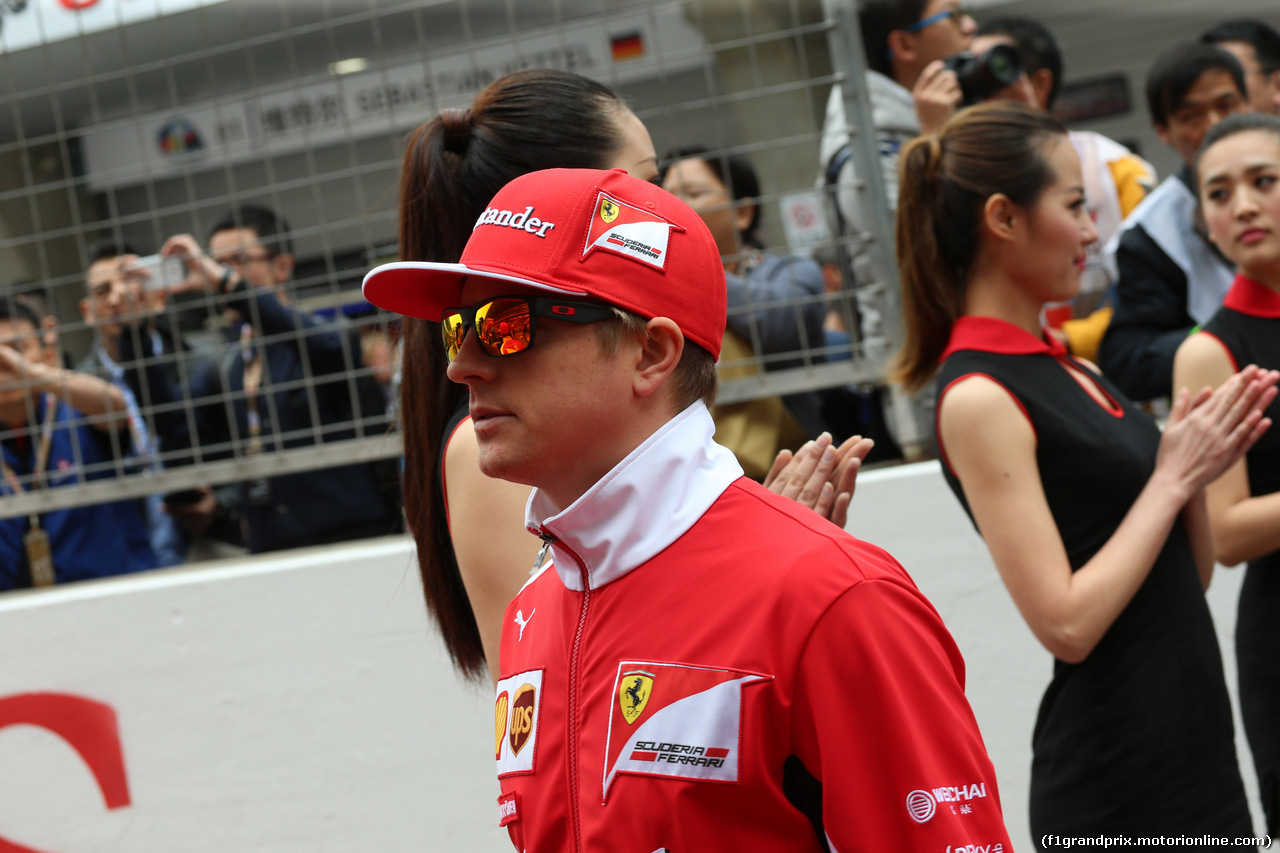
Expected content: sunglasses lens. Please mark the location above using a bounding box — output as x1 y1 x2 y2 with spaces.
441 312 466 362
475 298 533 356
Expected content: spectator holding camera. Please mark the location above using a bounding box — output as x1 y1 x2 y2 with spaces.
78 240 187 566
0 297 158 588
819 0 1037 228
820 0 975 228
159 206 399 554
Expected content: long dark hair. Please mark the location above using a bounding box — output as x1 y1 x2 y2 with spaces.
398 69 627 679
893 101 1066 392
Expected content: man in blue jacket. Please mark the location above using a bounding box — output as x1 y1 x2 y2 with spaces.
0 299 157 588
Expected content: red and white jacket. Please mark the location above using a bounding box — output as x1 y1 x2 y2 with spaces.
494 403 1011 853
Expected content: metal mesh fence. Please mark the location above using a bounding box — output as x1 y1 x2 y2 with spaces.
0 0 903 553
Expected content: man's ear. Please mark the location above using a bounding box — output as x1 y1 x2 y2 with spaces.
1154 123 1173 150
733 202 756 237
887 29 915 65
633 317 684 400
1030 68 1055 111
272 253 295 285
78 297 92 324
982 193 1019 242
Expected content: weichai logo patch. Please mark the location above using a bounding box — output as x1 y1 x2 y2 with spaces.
582 191 682 270
602 661 770 799
495 669 543 777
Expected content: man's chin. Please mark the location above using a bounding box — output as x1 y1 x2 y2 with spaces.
476 452 534 489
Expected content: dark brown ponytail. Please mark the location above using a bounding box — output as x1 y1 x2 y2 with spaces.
893 101 1066 392
397 69 627 680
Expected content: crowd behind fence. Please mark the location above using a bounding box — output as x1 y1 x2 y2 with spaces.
0 0 900 548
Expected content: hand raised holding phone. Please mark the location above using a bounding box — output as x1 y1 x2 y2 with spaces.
158 234 236 294
122 253 187 292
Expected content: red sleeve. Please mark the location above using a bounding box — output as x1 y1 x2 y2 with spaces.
791 578 1012 853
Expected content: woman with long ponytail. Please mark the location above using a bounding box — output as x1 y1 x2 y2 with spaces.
898 100 1274 845
395 70 657 682
391 69 864 685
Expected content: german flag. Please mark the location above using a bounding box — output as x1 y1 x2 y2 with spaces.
610 32 645 62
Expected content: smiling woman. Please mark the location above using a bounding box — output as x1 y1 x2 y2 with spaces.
1175 112 1280 836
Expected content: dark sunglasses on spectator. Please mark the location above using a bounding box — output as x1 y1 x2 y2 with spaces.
441 295 617 362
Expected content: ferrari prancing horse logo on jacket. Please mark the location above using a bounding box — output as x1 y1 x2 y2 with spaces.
619 670 654 724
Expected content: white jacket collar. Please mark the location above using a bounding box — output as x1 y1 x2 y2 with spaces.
524 402 744 592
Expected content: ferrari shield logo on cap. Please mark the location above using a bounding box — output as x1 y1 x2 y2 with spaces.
583 190 682 270
619 670 654 725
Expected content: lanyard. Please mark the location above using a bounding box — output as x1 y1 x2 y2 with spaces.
240 323 264 455
0 393 58 530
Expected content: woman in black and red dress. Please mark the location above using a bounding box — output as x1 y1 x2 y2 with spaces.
1176 112 1280 836
893 101 1276 847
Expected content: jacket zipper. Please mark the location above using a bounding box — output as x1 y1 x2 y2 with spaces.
539 528 592 853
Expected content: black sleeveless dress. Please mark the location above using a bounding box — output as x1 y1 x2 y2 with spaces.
1202 275 1280 835
936 316 1251 847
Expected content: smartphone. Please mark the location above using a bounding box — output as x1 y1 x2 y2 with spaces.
125 254 186 292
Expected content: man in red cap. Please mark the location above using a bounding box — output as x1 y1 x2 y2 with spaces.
364 168 1010 852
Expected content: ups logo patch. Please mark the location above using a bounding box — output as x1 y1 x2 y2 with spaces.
495 668 543 778
509 683 537 756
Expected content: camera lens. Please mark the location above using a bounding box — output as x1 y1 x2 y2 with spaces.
944 44 1024 106
983 45 1021 89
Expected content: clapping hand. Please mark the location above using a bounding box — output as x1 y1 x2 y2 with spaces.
763 432 875 530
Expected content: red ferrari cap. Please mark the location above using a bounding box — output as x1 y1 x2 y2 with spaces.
362 168 727 358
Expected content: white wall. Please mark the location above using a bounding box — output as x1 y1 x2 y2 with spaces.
0 463 1260 851
0 540 509 852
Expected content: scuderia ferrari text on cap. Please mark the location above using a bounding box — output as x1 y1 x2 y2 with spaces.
362 168 728 359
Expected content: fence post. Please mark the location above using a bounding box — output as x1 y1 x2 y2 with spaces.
822 0 932 460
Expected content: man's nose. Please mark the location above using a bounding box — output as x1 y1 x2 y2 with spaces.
444 326 492 386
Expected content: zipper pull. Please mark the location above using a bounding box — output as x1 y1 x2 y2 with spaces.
531 532 554 576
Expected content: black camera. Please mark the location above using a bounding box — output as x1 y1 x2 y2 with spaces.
943 44 1024 106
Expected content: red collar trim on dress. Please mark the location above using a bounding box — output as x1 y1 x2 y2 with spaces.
1223 274 1280 319
940 315 1068 361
